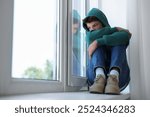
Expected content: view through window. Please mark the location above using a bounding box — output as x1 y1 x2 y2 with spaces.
12 0 59 80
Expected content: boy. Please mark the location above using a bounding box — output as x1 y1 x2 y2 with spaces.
83 8 131 94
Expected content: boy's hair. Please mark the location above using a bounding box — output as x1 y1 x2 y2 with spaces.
83 16 100 24
73 18 81 30
83 16 104 31
73 18 80 24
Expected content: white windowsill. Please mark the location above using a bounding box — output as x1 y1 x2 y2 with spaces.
0 91 130 100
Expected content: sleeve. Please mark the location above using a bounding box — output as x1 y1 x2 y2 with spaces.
96 31 131 46
88 27 118 39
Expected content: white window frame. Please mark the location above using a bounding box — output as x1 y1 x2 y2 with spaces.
0 0 67 95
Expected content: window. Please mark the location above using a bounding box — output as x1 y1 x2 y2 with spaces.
71 0 86 77
0 0 129 95
0 0 64 95
67 0 88 87
12 0 59 81
71 0 99 78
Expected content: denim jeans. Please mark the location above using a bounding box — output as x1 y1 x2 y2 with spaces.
86 45 130 91
72 52 81 76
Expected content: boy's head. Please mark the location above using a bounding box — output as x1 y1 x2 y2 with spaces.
83 16 103 31
72 10 81 34
82 8 110 31
73 18 80 34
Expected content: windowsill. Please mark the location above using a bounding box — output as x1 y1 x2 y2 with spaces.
0 91 130 100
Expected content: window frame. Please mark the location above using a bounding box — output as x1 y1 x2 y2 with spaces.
67 0 87 87
0 0 66 95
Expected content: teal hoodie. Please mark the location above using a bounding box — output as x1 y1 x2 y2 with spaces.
73 10 81 61
83 8 131 46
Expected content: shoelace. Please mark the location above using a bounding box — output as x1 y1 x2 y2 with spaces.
94 77 101 82
94 75 104 82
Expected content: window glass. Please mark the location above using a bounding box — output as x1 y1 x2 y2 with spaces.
12 0 59 80
70 0 99 77
72 0 86 77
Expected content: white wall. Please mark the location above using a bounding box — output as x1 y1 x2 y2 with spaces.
139 0 150 99
128 0 150 99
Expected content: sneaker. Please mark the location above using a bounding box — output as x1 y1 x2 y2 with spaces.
105 74 120 95
89 75 106 94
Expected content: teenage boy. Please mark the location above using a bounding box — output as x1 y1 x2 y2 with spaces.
83 8 131 94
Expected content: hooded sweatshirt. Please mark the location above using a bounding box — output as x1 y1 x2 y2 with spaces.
73 10 81 61
83 8 131 46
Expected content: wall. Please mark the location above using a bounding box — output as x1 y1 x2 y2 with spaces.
128 0 150 99
139 0 150 99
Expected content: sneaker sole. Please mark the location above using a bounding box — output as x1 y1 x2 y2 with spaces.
105 92 120 95
89 91 104 94
105 86 120 95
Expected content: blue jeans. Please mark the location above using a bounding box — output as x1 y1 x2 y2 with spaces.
86 45 130 91
72 52 81 76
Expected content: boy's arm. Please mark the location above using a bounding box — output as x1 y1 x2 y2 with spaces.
87 27 117 39
96 29 131 46
87 30 131 58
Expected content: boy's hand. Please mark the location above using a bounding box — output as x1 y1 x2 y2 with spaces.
116 27 132 37
88 40 98 59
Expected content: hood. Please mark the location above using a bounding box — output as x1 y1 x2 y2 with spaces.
73 10 81 32
83 8 110 31
73 10 81 21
